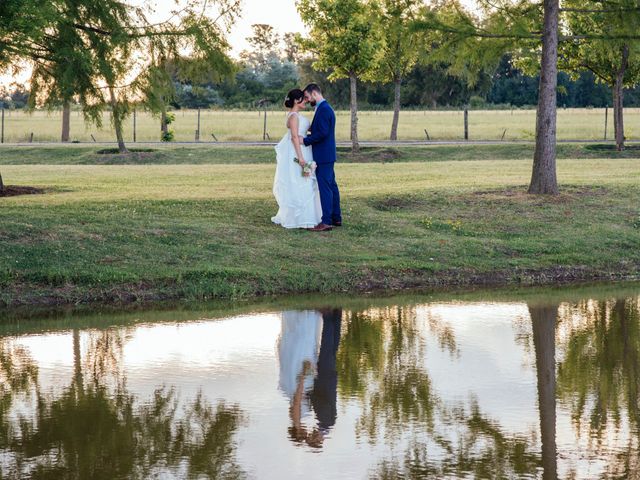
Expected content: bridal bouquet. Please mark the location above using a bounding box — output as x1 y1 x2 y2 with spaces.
294 157 317 177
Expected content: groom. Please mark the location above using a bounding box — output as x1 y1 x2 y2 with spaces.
300 83 342 232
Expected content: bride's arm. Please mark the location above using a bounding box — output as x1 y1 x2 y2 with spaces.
289 115 306 166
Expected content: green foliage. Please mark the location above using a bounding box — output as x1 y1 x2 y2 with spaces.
413 0 533 88
240 24 281 76
0 0 55 68
560 0 640 88
375 0 423 82
171 84 224 109
2 0 240 148
161 130 175 142
0 84 29 109
297 0 384 80
209 23 300 107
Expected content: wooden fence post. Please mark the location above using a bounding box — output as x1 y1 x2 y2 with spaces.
196 108 201 141
263 105 268 141
464 108 469 141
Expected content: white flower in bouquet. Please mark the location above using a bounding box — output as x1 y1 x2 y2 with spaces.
294 157 317 177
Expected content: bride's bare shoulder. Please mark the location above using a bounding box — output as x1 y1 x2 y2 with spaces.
286 111 300 128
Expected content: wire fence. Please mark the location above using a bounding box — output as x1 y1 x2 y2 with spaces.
0 106 636 144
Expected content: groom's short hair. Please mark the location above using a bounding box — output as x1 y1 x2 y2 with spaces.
304 83 322 95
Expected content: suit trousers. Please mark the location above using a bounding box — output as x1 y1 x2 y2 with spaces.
315 162 342 226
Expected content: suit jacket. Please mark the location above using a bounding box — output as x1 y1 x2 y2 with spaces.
303 101 337 164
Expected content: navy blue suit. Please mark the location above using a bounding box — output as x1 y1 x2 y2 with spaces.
310 309 342 433
303 101 341 225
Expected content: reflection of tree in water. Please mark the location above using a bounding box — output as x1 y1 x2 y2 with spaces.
338 307 435 438
0 328 247 480
557 298 640 433
556 297 640 478
82 327 133 386
0 341 38 395
339 305 540 479
530 304 558 480
373 400 540 479
0 339 39 448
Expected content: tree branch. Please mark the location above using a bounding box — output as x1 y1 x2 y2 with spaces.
72 23 112 36
560 7 640 13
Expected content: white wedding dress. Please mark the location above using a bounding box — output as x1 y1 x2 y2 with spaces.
276 310 322 411
271 112 322 228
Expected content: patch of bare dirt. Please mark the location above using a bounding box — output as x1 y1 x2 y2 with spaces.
92 151 161 164
470 185 609 204
0 186 47 197
370 195 428 211
352 264 640 292
473 185 608 198
340 148 404 163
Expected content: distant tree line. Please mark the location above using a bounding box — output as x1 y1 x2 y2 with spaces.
148 49 640 111
159 20 640 112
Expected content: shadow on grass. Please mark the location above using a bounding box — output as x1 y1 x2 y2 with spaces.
96 148 157 154
0 186 47 197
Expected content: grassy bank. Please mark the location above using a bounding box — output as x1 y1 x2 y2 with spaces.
2 142 640 165
1 156 639 308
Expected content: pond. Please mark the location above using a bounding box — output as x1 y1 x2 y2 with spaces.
0 283 639 479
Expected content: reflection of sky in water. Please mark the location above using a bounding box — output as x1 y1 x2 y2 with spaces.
418 303 537 429
4 299 639 479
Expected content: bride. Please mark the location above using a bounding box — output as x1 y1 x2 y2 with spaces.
271 88 322 229
276 310 323 446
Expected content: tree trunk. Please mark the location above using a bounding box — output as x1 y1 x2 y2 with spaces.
61 100 71 142
0 172 4 194
390 76 402 141
73 328 84 395
161 108 168 141
109 85 128 154
530 304 558 480
613 44 629 152
529 0 559 195
349 73 360 153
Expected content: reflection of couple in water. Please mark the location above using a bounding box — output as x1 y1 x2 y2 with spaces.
276 308 342 449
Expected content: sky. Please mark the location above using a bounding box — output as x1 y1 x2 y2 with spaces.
229 0 307 55
0 0 477 88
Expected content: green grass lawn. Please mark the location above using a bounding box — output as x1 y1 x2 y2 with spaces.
2 142 640 165
1 148 639 308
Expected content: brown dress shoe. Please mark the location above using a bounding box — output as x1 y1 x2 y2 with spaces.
332 221 342 227
309 223 333 232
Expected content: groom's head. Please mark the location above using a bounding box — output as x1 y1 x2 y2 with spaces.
304 83 324 107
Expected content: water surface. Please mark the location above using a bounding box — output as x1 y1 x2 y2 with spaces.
1 285 639 479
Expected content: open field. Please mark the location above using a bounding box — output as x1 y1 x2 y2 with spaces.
1 108 638 143
1 148 639 308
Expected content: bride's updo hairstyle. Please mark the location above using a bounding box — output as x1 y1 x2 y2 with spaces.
284 89 304 109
